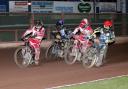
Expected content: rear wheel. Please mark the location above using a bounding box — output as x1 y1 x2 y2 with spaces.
14 46 33 68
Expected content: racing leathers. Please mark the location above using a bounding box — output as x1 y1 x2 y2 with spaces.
72 25 93 53
93 27 115 45
22 26 45 63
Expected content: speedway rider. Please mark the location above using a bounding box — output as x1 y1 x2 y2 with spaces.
22 20 45 65
92 20 115 67
55 19 70 39
54 19 69 57
71 18 94 53
93 20 115 45
103 20 115 44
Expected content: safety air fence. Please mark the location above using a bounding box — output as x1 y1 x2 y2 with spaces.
0 12 128 42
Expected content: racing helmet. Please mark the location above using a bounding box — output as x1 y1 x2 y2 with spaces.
79 18 89 28
34 20 43 29
103 20 112 28
56 19 64 27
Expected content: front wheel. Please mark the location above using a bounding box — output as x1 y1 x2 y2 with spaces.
64 45 78 65
82 47 99 68
45 44 59 60
95 45 108 67
14 46 33 68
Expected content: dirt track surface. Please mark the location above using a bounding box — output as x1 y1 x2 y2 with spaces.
0 43 128 89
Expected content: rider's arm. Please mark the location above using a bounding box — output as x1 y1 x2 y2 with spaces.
40 27 45 38
35 27 45 40
72 27 79 35
22 28 33 39
60 28 66 37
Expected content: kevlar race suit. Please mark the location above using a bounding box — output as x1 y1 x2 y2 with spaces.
22 26 45 62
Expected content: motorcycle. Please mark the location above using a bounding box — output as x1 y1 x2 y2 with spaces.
82 40 108 68
64 34 93 66
45 29 73 60
14 34 36 68
82 27 112 68
64 27 112 68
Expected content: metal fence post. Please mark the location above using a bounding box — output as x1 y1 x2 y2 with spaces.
15 30 18 41
112 13 115 32
30 13 34 28
46 25 51 40
122 14 127 36
61 12 64 20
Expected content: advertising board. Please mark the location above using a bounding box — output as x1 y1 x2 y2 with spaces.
0 5 6 12
96 2 116 13
117 0 126 13
31 1 53 13
53 1 79 13
9 1 28 12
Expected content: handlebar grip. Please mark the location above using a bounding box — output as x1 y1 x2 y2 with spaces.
21 37 25 41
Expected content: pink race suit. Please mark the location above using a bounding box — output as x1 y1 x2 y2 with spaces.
22 26 45 61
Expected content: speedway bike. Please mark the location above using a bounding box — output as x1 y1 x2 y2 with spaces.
82 27 111 68
64 34 97 68
14 35 37 68
45 30 73 60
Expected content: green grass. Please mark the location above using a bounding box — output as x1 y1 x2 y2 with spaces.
59 76 128 89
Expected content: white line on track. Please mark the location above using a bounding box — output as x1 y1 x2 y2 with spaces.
46 74 128 89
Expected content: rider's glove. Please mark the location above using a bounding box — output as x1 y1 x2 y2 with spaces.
86 35 91 39
21 36 25 41
69 33 74 39
32 33 37 38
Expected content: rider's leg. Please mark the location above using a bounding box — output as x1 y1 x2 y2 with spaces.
34 47 40 65
72 40 78 52
29 38 41 65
